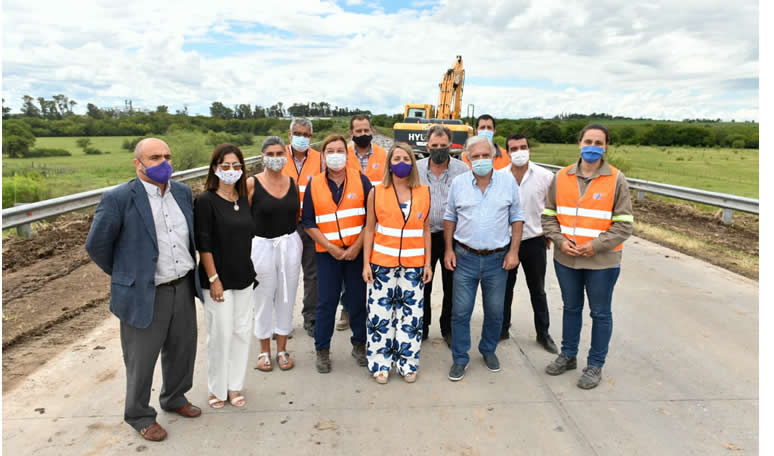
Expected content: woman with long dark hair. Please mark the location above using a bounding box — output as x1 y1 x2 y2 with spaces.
195 143 256 408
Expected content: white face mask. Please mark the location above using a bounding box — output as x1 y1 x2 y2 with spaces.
215 168 243 185
264 155 287 172
510 149 530 167
325 152 347 171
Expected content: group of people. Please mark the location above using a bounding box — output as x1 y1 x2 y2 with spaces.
85 114 633 442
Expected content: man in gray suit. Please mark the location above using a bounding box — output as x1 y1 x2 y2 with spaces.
86 138 203 442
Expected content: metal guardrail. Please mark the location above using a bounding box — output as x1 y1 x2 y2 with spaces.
2 156 263 230
1 157 759 230
535 162 758 224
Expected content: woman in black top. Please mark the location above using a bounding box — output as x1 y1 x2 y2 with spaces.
194 144 256 409
248 136 302 372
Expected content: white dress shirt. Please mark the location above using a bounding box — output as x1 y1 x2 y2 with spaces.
140 179 196 285
512 162 555 240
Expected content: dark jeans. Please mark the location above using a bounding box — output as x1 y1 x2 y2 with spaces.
120 272 197 431
553 260 620 368
503 235 550 336
298 226 318 325
314 251 367 350
451 244 508 366
423 231 454 337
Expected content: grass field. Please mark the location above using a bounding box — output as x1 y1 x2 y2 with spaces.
527 143 758 198
2 134 759 205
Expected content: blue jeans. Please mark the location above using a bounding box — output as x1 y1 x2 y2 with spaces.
314 252 366 350
451 244 508 366
553 260 620 368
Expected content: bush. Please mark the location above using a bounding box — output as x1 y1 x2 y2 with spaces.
84 147 104 155
205 130 254 147
2 173 51 209
165 131 209 171
731 139 745 149
123 136 151 152
605 149 632 174
23 148 72 157
2 120 36 157
75 138 92 149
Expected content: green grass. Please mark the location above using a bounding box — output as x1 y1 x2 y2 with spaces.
528 143 758 198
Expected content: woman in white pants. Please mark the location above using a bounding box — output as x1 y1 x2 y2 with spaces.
249 136 303 371
195 144 256 408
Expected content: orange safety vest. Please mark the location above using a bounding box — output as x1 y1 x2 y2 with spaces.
370 184 430 268
281 145 322 210
554 164 623 251
347 144 387 185
309 167 366 252
461 145 511 171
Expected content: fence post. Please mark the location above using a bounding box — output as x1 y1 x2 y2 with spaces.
721 208 733 225
13 203 33 239
637 190 646 201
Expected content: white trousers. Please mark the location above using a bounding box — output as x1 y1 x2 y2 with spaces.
203 284 254 401
251 232 303 340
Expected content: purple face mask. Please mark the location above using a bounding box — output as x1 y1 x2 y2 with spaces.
141 159 173 184
391 161 412 178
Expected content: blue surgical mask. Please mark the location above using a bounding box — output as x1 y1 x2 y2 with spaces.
478 130 494 140
581 145 604 163
471 158 493 176
291 135 310 152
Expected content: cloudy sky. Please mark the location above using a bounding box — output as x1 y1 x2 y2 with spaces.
1 0 760 121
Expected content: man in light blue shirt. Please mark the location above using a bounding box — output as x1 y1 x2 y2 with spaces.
443 135 525 381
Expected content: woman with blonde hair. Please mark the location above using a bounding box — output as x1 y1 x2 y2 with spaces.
362 143 432 384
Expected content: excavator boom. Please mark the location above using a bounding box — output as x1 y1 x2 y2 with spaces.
437 55 464 120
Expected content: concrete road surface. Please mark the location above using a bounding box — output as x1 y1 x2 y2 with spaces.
2 237 758 455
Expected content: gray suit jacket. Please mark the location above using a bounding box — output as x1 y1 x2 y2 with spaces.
85 178 203 329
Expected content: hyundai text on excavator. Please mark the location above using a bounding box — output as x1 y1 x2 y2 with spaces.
392 55 474 156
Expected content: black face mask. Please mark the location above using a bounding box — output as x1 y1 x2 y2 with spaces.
429 147 450 164
352 134 372 148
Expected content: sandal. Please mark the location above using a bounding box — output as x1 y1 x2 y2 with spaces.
255 352 273 371
373 371 389 384
276 351 295 371
404 372 417 383
208 393 225 409
228 391 246 407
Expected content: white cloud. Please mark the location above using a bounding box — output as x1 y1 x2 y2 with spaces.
1 0 759 121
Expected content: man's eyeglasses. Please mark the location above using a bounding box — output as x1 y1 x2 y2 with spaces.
218 162 243 170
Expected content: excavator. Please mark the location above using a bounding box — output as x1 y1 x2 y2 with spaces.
392 55 474 156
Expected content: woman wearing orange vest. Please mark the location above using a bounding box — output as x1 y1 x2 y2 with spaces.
302 134 372 374
362 144 432 384
541 124 634 390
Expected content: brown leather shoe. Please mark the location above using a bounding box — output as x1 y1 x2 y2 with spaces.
139 422 167 442
173 402 202 418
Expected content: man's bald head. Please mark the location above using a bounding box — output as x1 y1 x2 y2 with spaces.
134 138 170 160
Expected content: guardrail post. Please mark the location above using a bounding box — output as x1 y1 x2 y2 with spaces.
13 203 32 239
721 208 733 225
637 190 646 201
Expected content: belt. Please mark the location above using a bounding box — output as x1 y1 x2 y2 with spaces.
457 242 509 256
159 272 189 287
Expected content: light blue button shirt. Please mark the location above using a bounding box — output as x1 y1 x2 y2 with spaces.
443 168 525 250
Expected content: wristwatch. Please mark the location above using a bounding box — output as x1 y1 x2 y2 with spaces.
208 273 219 283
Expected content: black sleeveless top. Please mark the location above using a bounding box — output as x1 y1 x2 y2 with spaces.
251 175 299 238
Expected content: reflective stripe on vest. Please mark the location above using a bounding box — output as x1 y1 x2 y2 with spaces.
309 167 366 252
281 145 322 211
370 184 430 268
347 144 387 185
554 164 623 252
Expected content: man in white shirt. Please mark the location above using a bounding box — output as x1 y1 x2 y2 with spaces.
501 133 558 354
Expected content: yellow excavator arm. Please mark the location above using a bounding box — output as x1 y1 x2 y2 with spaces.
437 55 465 120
